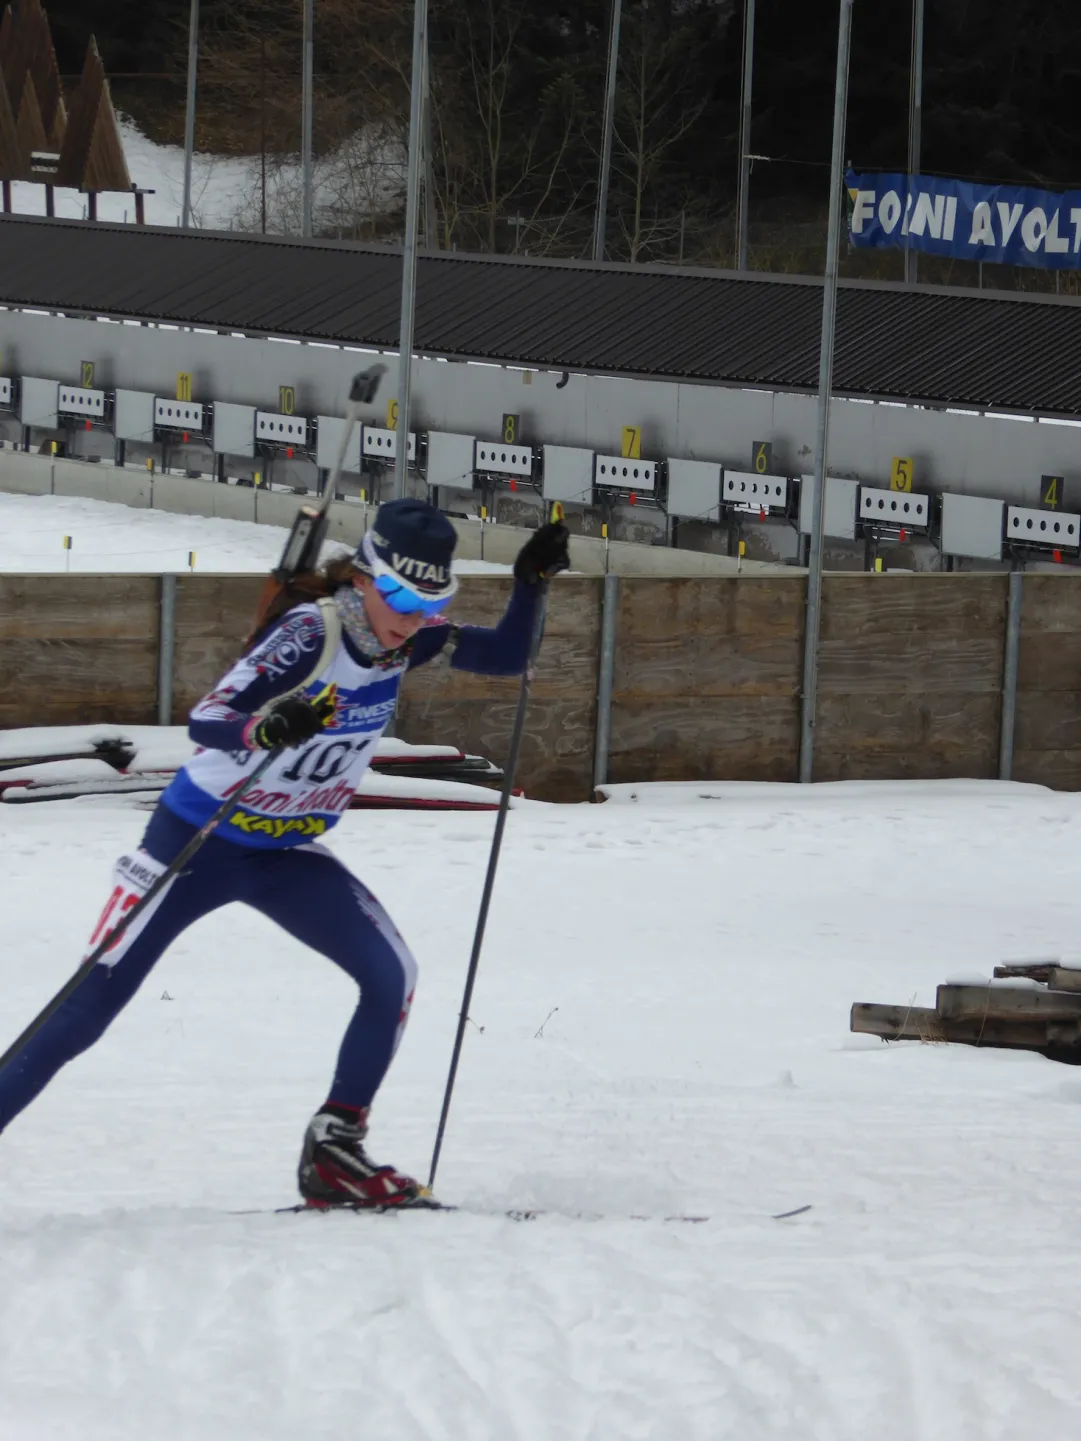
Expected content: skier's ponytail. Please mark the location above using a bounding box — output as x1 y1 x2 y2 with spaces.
246 555 357 648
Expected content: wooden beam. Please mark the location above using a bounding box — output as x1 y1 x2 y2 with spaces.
851 1002 1081 1059
937 983 1081 1022
850 1003 942 1042
993 962 1060 983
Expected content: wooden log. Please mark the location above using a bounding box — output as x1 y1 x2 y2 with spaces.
993 962 1060 983
850 1003 942 1042
936 983 1081 1021
851 1002 1081 1060
990 963 1081 993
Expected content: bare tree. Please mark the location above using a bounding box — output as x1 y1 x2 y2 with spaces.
184 0 724 257
445 0 582 252
608 3 715 262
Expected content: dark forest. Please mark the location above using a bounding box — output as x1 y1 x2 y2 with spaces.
36 0 1081 273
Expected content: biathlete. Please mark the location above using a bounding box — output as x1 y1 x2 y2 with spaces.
0 499 569 1207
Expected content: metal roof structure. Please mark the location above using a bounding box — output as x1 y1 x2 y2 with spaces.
2 214 1080 416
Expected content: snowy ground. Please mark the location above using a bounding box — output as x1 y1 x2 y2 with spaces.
7 117 392 233
8 119 256 229
0 492 510 575
2 780 1081 1438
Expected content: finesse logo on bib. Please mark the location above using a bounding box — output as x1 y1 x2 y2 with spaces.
334 695 399 730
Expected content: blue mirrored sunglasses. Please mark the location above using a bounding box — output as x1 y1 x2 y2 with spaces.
373 573 453 617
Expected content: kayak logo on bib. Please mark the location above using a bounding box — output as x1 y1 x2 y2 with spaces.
228 811 328 839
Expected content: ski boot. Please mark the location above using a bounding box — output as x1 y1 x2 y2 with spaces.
298 1106 430 1209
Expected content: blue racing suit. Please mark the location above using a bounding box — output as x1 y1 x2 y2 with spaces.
0 582 538 1132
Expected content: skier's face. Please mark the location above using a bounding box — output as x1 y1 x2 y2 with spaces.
355 574 428 650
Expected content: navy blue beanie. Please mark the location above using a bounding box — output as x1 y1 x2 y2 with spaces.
358 498 458 596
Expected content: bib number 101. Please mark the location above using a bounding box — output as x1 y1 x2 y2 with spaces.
280 738 361 785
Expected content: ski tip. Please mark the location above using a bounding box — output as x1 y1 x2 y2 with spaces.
771 1203 813 1220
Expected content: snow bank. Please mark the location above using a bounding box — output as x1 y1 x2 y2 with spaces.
0 492 511 575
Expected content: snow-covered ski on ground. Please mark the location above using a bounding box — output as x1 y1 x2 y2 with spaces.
238 1200 814 1222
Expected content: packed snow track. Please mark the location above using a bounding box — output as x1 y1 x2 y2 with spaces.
2 782 1080 1439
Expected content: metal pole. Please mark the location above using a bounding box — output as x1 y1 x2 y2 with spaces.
260 38 268 234
999 571 1023 780
422 29 438 249
157 574 177 726
429 587 550 1189
593 0 623 262
393 0 429 500
736 0 755 270
904 0 924 285
798 0 854 785
593 573 619 792
301 0 314 238
181 0 199 230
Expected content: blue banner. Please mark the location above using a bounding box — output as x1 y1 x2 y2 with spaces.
846 171 1081 270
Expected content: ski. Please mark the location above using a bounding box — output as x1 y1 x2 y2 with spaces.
236 1201 813 1223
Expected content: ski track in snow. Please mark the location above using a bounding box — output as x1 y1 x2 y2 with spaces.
3 786 1081 1437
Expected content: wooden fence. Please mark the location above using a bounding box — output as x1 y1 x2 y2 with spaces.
2 572 1080 800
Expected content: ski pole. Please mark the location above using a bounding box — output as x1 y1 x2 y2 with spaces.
0 746 283 1077
428 582 550 1190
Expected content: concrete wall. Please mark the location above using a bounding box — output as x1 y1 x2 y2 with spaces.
3 307 1081 510
51 459 153 508
0 447 51 494
0 448 786 578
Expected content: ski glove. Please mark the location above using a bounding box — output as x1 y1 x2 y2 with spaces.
513 521 571 586
249 693 335 750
